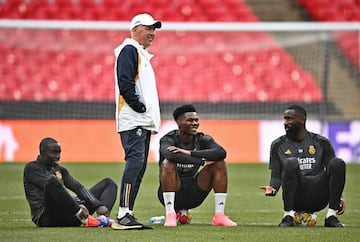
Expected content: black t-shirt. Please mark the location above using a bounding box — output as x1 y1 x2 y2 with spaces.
23 157 102 224
159 130 226 180
269 131 335 190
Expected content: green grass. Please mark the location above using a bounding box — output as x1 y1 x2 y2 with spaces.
0 162 359 242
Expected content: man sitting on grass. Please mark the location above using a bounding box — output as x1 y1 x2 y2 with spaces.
157 104 237 227
260 104 346 227
23 137 117 227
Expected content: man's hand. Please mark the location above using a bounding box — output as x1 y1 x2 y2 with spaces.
167 146 191 156
96 205 110 217
78 204 89 219
260 185 277 196
337 199 345 215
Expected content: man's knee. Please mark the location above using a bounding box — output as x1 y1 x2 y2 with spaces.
44 175 65 197
160 159 177 174
328 157 346 174
213 160 227 173
45 175 62 187
102 178 118 190
281 157 299 180
200 160 227 177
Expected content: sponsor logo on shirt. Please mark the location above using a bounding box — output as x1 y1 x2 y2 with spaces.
298 157 316 170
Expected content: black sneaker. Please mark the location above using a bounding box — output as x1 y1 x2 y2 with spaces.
279 215 294 227
111 213 152 230
325 215 344 228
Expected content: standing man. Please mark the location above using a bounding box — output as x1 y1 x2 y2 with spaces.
158 104 237 227
23 137 117 227
260 104 346 227
112 13 161 230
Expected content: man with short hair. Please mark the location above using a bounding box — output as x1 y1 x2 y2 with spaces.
260 104 346 227
158 104 237 227
23 137 117 227
112 13 161 230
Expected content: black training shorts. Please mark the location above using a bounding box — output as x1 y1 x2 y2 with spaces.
157 175 209 210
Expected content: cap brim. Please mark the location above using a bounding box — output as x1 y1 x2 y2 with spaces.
153 21 161 29
144 21 161 29
131 21 162 30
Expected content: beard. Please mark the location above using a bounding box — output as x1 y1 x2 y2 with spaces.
285 123 301 140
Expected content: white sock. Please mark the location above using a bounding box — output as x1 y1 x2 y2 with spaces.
117 207 130 219
284 210 295 217
163 192 175 215
215 193 227 214
326 208 337 218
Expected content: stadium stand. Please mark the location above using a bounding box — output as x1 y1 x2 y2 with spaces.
297 0 360 68
0 0 324 103
0 0 258 21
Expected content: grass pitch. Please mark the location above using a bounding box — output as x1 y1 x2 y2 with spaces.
0 162 359 242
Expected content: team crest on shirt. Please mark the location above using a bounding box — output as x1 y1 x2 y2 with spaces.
309 145 316 155
55 171 62 180
284 149 292 155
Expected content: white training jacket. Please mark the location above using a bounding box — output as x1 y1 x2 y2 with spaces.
114 38 160 133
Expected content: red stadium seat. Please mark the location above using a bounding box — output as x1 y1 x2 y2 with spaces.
0 0 325 102
298 0 360 68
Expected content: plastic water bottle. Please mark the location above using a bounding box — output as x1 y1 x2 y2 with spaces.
149 215 165 224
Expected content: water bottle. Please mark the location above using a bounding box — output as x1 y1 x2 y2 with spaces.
149 215 165 224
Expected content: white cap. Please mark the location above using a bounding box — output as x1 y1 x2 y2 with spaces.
130 13 162 30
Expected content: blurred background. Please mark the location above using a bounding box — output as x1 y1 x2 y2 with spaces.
0 0 359 163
